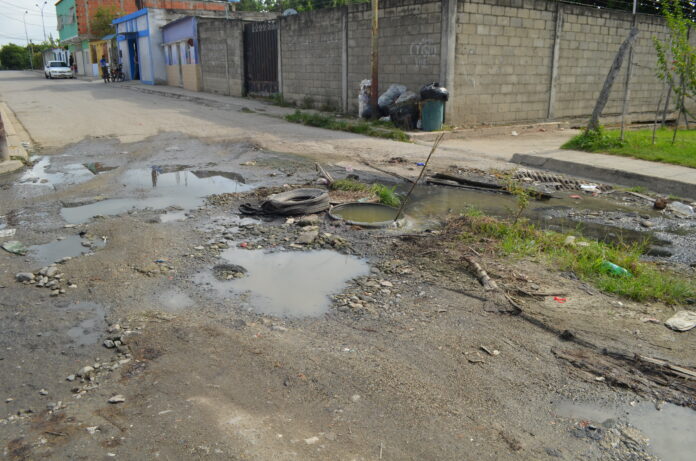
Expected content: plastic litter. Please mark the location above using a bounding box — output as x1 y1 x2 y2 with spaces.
416 162 425 166
0 229 16 238
664 310 696 332
667 201 694 217
358 79 372 119
389 90 420 130
1 240 27 255
553 297 567 303
420 82 449 102
378 84 407 114
599 261 631 277
580 184 598 192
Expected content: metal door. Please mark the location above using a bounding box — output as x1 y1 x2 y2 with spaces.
243 21 278 95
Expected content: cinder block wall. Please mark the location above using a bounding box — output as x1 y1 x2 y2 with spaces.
278 0 442 112
453 0 555 125
452 0 675 126
281 8 344 109
198 19 244 97
346 0 442 113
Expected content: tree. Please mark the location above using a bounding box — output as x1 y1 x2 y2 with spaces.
0 43 29 70
653 0 695 142
91 6 121 38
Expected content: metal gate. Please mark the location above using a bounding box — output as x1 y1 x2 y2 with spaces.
243 21 278 95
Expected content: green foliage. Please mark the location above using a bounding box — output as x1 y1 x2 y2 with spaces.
504 176 531 225
0 43 29 70
653 0 695 142
563 127 696 168
562 128 626 151
285 110 410 142
371 184 401 207
330 178 370 192
458 215 695 304
91 7 121 38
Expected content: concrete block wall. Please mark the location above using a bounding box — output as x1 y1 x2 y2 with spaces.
346 0 442 113
278 0 442 112
452 0 675 126
280 8 344 109
198 19 245 97
453 0 555 125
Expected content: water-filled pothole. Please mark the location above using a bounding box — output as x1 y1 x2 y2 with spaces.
199 248 369 317
18 157 94 187
62 302 106 346
555 399 696 461
60 168 253 224
28 234 106 265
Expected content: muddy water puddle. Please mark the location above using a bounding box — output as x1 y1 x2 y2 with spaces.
61 168 253 224
18 157 94 188
61 302 107 346
29 235 106 265
198 248 369 317
555 399 696 461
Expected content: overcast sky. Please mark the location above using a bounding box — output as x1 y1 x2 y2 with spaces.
1 0 59 46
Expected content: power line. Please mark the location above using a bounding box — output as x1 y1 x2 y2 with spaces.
0 13 54 27
0 0 57 17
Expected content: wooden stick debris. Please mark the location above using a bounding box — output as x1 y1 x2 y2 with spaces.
461 254 499 292
393 132 445 221
315 162 334 185
358 158 414 183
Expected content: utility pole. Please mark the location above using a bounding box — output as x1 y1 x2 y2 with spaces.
620 0 637 140
370 0 379 119
36 1 48 43
23 11 34 70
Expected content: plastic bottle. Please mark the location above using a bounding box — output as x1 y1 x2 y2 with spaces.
600 261 631 277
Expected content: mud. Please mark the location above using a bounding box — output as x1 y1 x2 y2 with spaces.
1 131 695 461
28 234 106 265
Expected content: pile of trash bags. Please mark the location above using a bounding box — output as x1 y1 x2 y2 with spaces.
359 80 449 130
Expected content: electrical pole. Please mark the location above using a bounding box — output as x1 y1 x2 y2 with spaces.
36 1 48 43
370 0 379 119
620 0 637 140
23 11 34 70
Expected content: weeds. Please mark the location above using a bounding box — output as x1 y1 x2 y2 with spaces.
504 176 531 225
457 213 694 304
330 178 370 192
563 127 626 151
269 93 294 107
371 184 401 207
285 110 410 142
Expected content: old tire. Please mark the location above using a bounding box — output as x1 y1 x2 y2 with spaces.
261 188 330 216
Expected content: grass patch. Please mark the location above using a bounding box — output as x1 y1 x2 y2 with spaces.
330 179 402 207
562 127 696 168
285 110 410 142
330 178 371 192
457 212 694 304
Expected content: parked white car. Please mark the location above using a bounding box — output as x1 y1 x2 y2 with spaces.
44 61 74 79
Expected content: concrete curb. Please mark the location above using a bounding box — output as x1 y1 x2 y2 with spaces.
0 102 28 175
511 152 696 200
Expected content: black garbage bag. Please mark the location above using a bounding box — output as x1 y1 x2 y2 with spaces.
389 91 420 130
420 82 449 102
360 104 375 119
378 84 407 114
389 104 419 130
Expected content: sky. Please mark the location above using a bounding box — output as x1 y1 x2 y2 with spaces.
0 0 59 47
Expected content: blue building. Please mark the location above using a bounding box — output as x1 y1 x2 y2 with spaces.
162 17 201 91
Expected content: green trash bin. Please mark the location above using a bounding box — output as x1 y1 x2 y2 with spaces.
421 100 444 131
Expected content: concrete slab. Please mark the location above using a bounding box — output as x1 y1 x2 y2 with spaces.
511 150 696 199
0 159 24 175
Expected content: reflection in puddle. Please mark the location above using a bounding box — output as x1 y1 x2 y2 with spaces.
160 289 194 312
555 399 696 461
62 302 106 346
29 235 106 265
201 248 369 317
18 157 93 187
61 168 252 224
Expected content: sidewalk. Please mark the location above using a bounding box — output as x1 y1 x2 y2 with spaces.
512 149 696 200
118 81 298 119
0 102 29 175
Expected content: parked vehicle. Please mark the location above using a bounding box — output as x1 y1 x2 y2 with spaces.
44 61 74 79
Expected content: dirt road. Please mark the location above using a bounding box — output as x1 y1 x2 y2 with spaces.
1 71 694 461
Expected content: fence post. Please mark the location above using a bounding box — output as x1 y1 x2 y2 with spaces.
341 7 348 113
440 0 457 122
547 2 564 119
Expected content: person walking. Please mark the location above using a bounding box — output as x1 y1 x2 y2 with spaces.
99 56 109 83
